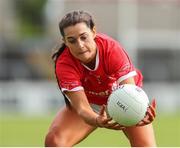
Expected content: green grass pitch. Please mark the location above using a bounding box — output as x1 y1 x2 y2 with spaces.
0 112 180 147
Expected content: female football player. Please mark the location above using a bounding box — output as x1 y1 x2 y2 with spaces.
45 10 156 147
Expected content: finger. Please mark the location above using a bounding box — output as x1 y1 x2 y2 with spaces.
149 104 156 117
147 98 156 117
136 114 150 126
112 125 126 130
107 124 125 130
137 119 150 126
101 117 112 124
146 108 155 121
151 98 156 109
140 120 151 126
143 109 156 123
138 118 149 125
136 121 144 126
104 122 117 128
137 110 155 126
104 120 123 129
142 110 154 123
110 122 125 128
107 121 119 127
142 115 151 124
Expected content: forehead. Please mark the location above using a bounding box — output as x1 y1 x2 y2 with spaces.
63 22 91 38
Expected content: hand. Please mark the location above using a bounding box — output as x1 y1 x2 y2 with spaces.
136 98 156 126
95 105 126 130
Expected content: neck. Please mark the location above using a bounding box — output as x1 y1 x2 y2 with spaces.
84 57 96 70
84 49 97 70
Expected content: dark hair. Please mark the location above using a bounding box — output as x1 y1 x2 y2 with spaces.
52 10 95 61
53 10 95 106
59 10 95 37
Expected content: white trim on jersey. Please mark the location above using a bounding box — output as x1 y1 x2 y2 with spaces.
61 86 84 105
117 71 137 83
81 48 99 71
61 86 84 92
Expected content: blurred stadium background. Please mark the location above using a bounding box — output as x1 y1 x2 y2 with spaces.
0 0 180 146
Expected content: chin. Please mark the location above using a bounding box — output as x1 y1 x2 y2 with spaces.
81 59 90 64
79 56 91 63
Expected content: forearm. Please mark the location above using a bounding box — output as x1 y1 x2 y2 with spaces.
77 106 98 126
65 90 98 126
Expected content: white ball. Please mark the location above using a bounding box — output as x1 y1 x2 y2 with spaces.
107 84 149 126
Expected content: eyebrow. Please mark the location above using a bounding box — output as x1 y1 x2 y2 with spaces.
66 32 87 40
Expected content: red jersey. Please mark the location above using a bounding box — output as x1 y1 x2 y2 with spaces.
55 33 143 105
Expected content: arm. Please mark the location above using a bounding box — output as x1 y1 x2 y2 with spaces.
65 90 124 129
64 90 98 126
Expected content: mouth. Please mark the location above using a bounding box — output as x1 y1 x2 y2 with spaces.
79 50 88 55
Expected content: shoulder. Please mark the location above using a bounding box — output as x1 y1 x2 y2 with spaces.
55 47 82 73
56 47 75 65
95 33 124 56
95 33 121 47
95 33 115 41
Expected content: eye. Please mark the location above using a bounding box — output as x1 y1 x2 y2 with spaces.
68 39 76 44
80 34 88 41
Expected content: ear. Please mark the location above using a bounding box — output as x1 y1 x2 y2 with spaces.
92 26 97 38
62 37 67 45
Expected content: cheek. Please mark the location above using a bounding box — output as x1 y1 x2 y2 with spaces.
69 48 81 59
67 44 76 51
69 48 77 55
86 39 95 48
89 40 96 50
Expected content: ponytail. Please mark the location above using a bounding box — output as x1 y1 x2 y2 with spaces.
52 43 66 63
52 43 71 107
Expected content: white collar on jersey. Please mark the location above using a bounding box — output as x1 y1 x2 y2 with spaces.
81 48 99 71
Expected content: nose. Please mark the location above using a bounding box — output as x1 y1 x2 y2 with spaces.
77 39 84 48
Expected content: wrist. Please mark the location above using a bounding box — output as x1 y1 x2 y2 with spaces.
95 116 98 127
95 116 102 127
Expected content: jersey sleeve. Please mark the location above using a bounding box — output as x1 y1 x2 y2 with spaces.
106 40 137 83
55 58 83 92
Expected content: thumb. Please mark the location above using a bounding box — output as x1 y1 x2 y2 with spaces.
149 98 156 117
99 104 106 116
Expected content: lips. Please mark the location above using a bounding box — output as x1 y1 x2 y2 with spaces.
79 50 88 54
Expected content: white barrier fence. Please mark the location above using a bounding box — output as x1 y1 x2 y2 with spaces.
0 81 180 115
0 80 64 116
